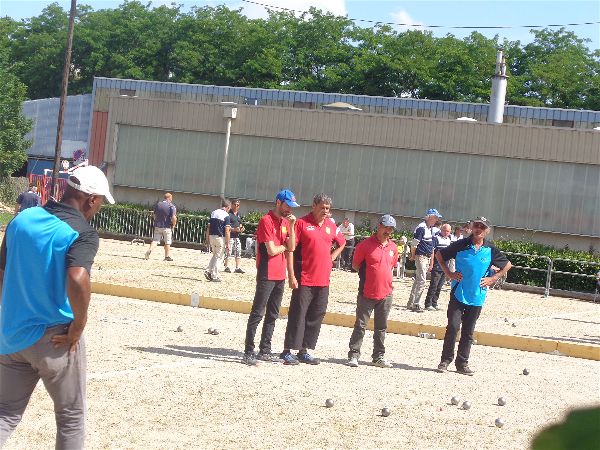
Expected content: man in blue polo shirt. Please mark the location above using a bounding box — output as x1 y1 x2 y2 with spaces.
407 208 442 312
205 199 231 282
435 217 512 376
0 165 114 447
14 185 41 213
145 192 177 261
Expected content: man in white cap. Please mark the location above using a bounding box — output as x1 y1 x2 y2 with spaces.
407 208 442 312
0 165 114 447
346 214 398 368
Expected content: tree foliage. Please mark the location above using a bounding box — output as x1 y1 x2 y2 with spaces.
2 2 599 110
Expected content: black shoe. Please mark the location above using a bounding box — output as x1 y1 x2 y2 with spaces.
234 268 245 274
411 305 425 313
164 256 173 261
242 352 258 366
436 361 450 373
224 267 232 273
456 364 475 376
204 271 212 281
256 352 280 362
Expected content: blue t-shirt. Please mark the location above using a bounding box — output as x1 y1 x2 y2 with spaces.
439 237 509 307
0 201 99 354
154 200 176 228
208 209 231 237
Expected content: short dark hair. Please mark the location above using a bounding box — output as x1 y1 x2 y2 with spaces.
221 198 231 208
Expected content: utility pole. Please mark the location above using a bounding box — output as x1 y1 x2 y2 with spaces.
51 0 77 199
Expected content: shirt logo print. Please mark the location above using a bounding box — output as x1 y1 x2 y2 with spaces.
325 227 331 234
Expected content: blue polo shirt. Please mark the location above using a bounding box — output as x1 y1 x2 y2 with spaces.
208 208 231 237
0 201 99 354
439 237 509 307
154 200 176 228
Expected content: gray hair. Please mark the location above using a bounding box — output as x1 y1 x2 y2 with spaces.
313 193 332 206
221 198 231 208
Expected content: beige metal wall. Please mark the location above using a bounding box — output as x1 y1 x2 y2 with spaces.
105 97 600 166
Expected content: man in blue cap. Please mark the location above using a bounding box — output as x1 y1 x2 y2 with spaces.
242 189 298 365
407 208 442 312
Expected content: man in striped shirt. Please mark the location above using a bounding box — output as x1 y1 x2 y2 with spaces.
407 208 442 312
424 224 452 311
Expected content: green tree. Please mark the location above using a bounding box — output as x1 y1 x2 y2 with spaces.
0 58 32 177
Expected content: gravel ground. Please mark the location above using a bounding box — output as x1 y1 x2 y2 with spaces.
4 294 599 450
92 238 600 345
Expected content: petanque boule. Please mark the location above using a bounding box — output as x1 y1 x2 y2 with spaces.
381 407 391 417
498 397 507 406
211 328 220 335
208 327 214 334
461 401 472 410
512 323 517 327
176 325 183 332
325 398 335 408
451 395 461 405
495 417 506 428
523 368 530 375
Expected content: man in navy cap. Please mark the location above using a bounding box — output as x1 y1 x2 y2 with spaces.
242 189 298 365
407 208 442 312
346 215 398 368
435 217 512 375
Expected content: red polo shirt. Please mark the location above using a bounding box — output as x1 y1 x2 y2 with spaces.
256 210 290 281
353 235 398 300
294 213 345 287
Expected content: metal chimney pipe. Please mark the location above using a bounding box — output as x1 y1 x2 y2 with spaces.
488 49 508 124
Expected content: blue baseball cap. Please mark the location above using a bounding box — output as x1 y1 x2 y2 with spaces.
425 208 442 218
275 189 299 207
379 214 397 228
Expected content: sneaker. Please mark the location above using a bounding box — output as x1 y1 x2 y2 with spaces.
456 364 475 376
372 358 392 368
436 361 450 373
297 352 320 365
433 306 441 311
406 301 413 309
242 352 258 366
234 268 245 274
425 306 435 311
164 256 173 261
224 267 232 273
211 277 222 283
346 356 359 367
256 352 280 362
204 271 212 281
411 305 425 313
144 250 151 260
279 351 299 366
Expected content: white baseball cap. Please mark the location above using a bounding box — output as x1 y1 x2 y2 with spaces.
67 166 115 204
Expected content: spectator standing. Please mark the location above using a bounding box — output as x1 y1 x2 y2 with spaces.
424 224 453 311
14 185 41 214
242 189 298 365
145 193 177 261
224 199 245 274
435 217 512 375
346 215 398 368
0 166 114 447
280 194 345 365
204 199 231 282
448 225 463 273
338 218 355 270
407 208 442 312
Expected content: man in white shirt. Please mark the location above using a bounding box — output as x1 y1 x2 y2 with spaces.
338 218 355 271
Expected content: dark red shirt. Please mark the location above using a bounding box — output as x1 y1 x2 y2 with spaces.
294 213 345 287
256 210 290 281
353 235 398 300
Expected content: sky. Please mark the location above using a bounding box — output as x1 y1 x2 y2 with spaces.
1 0 599 50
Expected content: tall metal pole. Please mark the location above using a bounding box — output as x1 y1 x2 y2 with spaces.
51 0 77 199
219 117 232 201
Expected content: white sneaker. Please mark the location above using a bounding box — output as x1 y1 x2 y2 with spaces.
346 356 359 367
372 358 393 368
144 250 151 260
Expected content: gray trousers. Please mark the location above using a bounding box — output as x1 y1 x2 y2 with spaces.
207 235 225 278
0 324 86 450
408 255 430 307
348 293 393 360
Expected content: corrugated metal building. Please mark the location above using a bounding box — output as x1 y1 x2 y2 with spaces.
22 94 92 174
88 78 600 251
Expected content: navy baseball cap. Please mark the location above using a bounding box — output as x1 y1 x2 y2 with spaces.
275 189 299 207
472 216 492 228
379 214 397 228
426 208 442 218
